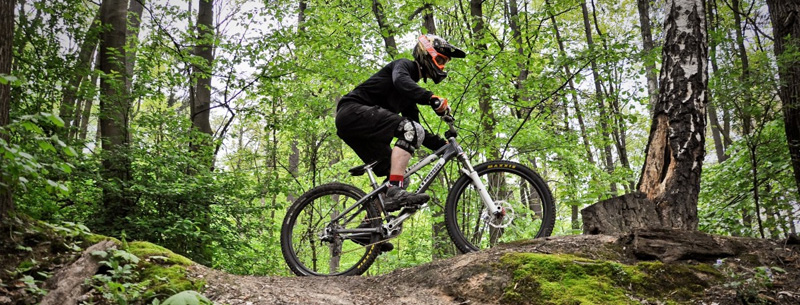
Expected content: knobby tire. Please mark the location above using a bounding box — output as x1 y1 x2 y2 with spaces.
280 183 382 276
444 160 555 253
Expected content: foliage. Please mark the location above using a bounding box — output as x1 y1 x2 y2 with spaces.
159 291 211 305
3 0 798 278
84 239 206 304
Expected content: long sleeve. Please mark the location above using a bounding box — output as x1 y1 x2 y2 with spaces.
392 60 433 105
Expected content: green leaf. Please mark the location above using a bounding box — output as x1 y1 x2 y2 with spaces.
20 121 42 133
0 73 17 84
113 250 140 264
58 163 72 174
57 183 70 195
161 291 211 305
38 141 56 152
91 250 108 258
772 267 787 274
63 146 78 157
42 112 65 127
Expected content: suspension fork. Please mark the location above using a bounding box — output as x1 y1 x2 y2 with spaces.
455 149 502 216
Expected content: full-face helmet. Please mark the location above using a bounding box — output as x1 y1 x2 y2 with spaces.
412 34 466 84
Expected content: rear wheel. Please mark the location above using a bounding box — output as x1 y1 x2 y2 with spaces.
280 183 382 276
445 160 555 253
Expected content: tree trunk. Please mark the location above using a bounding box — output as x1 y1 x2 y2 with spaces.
422 2 436 34
59 12 100 134
298 1 307 31
371 0 397 58
766 0 800 200
547 0 592 229
40 241 116 305
582 192 662 235
731 0 752 135
190 0 215 168
0 0 14 220
706 0 728 162
581 1 616 195
638 0 659 112
288 1 306 203
470 0 497 159
547 3 594 166
97 0 131 235
508 0 528 111
125 0 145 93
636 0 707 230
79 55 101 141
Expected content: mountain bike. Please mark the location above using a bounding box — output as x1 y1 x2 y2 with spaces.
280 114 555 276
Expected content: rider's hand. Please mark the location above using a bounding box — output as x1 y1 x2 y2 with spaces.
430 95 450 116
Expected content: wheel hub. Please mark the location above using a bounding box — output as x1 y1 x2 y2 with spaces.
485 201 515 229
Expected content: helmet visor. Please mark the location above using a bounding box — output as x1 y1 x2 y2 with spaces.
419 35 450 70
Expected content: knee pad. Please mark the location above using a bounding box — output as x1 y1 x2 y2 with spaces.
395 119 425 153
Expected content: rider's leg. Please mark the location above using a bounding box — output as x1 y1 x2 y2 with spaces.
385 120 430 210
389 147 411 186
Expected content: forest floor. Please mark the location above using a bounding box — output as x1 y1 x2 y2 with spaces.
192 233 800 305
2 215 800 305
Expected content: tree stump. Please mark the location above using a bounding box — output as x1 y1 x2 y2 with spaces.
40 240 116 305
581 192 662 235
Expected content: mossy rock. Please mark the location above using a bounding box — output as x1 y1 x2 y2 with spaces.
127 241 193 266
83 233 121 245
141 264 205 296
123 241 204 298
499 253 721 305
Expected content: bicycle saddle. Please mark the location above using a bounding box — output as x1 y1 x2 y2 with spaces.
348 159 388 176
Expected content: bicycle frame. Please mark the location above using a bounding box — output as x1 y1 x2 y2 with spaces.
326 118 501 241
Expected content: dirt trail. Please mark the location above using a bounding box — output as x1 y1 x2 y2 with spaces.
190 235 622 305
192 265 458 305
190 233 800 305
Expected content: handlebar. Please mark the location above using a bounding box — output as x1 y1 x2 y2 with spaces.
442 113 457 139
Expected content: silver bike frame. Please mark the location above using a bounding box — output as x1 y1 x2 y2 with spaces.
328 124 501 239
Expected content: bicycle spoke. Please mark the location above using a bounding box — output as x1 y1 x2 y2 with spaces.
282 183 383 276
446 162 554 253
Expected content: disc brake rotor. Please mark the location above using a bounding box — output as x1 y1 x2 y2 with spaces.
484 200 515 229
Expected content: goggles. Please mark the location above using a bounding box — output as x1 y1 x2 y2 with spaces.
419 35 450 70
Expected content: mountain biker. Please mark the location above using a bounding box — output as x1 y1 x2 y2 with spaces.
335 34 466 215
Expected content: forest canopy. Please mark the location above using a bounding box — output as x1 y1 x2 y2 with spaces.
0 0 798 276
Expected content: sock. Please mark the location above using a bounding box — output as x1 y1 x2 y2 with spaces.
389 175 404 187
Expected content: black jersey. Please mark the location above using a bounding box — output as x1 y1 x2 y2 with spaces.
338 58 433 121
335 59 446 172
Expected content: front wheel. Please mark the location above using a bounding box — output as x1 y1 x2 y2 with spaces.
445 160 555 253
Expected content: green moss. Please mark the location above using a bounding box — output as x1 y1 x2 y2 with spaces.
633 261 720 300
141 264 205 296
124 241 204 298
499 253 720 305
500 253 636 304
83 233 121 245
127 241 193 266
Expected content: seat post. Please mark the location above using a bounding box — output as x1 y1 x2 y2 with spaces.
366 167 380 190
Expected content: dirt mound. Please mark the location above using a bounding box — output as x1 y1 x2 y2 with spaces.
193 231 800 305
3 215 799 305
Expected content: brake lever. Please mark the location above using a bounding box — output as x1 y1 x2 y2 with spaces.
442 114 457 138
442 114 455 123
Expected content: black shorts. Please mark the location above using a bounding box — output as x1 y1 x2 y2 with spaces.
335 102 404 176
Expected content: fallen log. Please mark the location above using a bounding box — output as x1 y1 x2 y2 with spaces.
39 240 116 305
